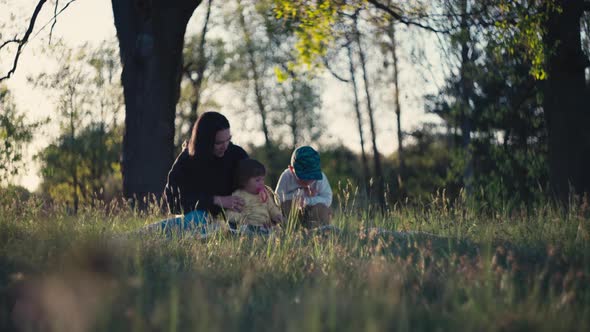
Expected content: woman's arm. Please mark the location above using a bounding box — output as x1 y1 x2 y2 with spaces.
165 150 219 213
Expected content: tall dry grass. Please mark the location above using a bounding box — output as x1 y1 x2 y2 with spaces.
1 187 589 331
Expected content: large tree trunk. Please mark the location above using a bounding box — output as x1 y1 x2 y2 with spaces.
543 0 590 201
112 0 201 206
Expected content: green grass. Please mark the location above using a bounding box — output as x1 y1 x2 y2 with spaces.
1 193 589 332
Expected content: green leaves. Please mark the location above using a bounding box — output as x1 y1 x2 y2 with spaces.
490 0 561 80
274 65 289 83
37 124 122 204
0 85 45 183
273 0 347 71
30 41 124 205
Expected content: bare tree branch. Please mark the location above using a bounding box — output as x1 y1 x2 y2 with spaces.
366 0 515 34
0 37 20 50
322 55 349 83
0 0 48 82
1 0 77 82
367 0 453 34
36 0 77 42
49 0 59 44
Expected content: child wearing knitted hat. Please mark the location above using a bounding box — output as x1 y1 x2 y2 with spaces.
275 146 332 228
224 158 284 233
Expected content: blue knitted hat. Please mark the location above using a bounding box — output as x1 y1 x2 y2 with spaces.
291 146 322 180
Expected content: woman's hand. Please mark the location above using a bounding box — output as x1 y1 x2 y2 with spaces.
214 195 245 212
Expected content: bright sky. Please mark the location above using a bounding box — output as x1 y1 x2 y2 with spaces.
2 0 443 191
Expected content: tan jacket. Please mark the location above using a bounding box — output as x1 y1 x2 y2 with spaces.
225 188 282 226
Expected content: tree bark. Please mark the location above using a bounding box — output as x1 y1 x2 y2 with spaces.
280 83 298 148
388 21 405 191
68 92 79 213
346 41 371 197
543 0 590 201
237 0 272 152
354 17 386 210
112 0 201 207
187 0 213 127
459 0 474 196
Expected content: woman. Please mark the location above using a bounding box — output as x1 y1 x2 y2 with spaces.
160 111 249 235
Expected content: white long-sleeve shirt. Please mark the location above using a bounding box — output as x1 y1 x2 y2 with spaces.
274 168 332 207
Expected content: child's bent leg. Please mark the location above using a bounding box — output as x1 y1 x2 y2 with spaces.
303 204 332 228
281 200 302 220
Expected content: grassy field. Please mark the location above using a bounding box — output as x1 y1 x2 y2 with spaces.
1 193 589 332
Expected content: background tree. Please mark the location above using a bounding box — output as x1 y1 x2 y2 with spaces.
183 0 213 128
390 124 455 199
320 23 372 197
32 43 91 212
375 15 406 194
258 0 324 149
353 11 386 210
0 84 44 184
33 42 123 210
2 0 589 209
176 1 229 148
345 39 371 196
221 0 323 180
274 0 590 203
235 0 273 157
275 77 322 148
541 0 590 200
425 0 480 197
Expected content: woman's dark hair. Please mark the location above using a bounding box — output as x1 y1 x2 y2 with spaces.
235 159 266 188
188 112 230 157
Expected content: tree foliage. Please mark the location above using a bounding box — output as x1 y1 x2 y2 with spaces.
221 0 323 150
37 124 122 205
33 41 123 207
273 0 587 203
0 85 44 184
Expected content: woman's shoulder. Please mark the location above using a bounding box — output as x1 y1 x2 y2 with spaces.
227 143 249 159
171 147 191 166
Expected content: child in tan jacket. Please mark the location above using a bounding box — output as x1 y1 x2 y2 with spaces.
224 159 283 233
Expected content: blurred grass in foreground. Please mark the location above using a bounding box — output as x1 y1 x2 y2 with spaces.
1 188 589 332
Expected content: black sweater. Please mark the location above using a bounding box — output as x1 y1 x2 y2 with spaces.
164 143 248 215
